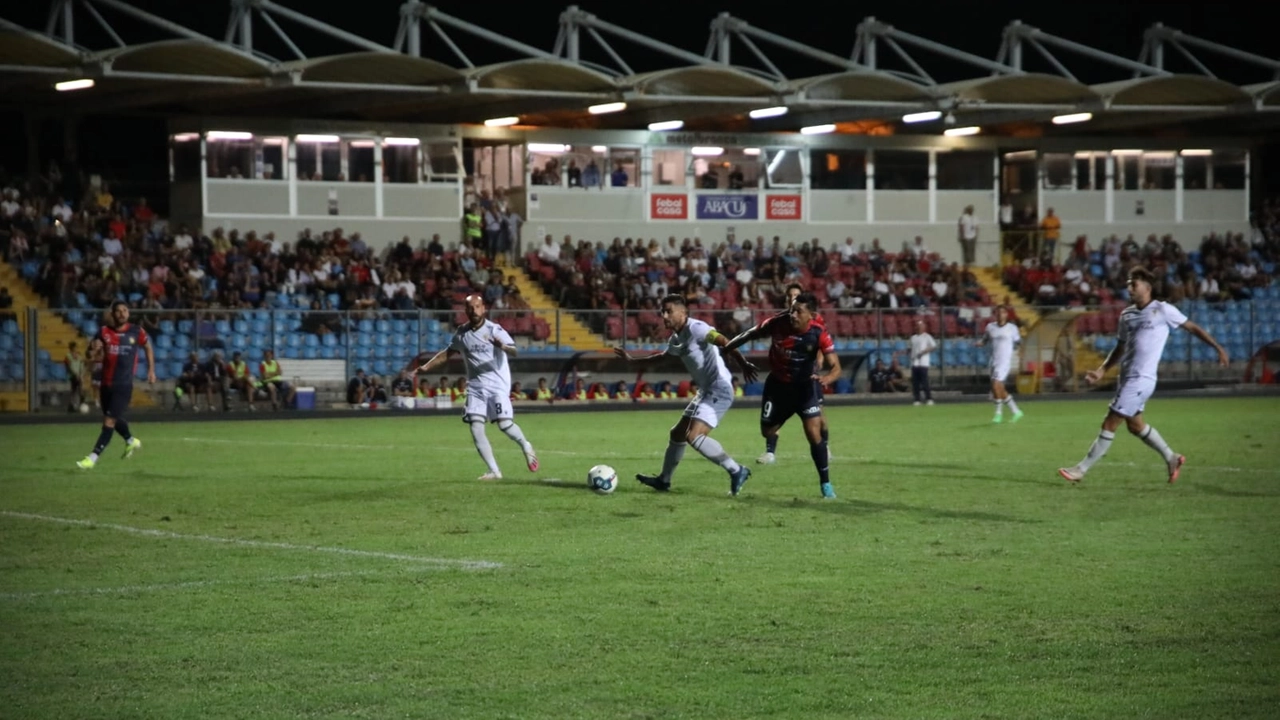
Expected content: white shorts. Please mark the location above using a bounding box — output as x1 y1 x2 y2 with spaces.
462 388 514 423
989 361 1011 383
681 383 735 429
1109 378 1155 418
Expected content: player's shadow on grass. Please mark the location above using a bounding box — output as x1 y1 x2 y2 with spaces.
750 494 1035 524
1191 483 1280 498
854 458 971 472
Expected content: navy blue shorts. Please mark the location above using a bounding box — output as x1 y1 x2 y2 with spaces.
760 375 823 427
99 385 133 420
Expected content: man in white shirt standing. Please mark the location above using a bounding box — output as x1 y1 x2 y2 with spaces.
979 305 1024 423
414 295 539 481
958 205 979 266
1059 267 1228 484
614 294 758 495
908 319 936 406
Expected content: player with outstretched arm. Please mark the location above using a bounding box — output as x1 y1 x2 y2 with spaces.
77 301 155 469
614 293 759 495
1058 266 1228 484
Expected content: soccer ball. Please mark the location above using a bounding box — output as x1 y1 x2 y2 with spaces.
78 403 90 414
587 464 618 494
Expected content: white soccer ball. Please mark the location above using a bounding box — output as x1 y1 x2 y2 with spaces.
78 403 90 414
587 464 618 494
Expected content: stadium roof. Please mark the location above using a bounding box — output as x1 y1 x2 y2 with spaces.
1 2 1277 137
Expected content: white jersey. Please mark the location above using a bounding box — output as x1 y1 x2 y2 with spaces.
448 319 514 394
910 332 936 368
1117 300 1186 382
665 318 733 391
984 322 1021 368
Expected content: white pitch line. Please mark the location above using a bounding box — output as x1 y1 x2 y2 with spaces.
0 569 390 601
0 511 502 570
178 437 637 457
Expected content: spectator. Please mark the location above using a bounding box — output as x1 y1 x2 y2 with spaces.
1040 207 1062 262
226 350 258 411
958 205 978 266
65 341 86 411
347 368 370 406
202 350 230 412
258 349 295 411
368 375 389 404
509 381 526 402
534 377 553 401
868 358 902 394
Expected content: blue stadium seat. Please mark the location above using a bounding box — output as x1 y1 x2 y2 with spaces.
426 319 442 334
154 347 170 362
372 360 389 376
304 334 319 348
7 362 22 380
375 319 391 334
391 319 408 334
178 320 194 334
286 334 301 348
326 346 345 359
303 348 319 359
322 333 338 347
281 347 300 359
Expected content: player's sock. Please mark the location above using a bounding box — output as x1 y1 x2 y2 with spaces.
659 442 686 483
1077 430 1116 472
1138 425 1176 462
468 421 501 475
821 427 828 444
809 440 830 485
690 434 741 474
92 426 113 456
993 398 1004 415
114 419 132 442
1005 397 1021 415
765 436 778 454
496 420 529 449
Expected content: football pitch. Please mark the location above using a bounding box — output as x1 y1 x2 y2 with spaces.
2 396 1278 719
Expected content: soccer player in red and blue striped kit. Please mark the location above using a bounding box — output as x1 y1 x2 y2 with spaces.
77 301 155 469
726 292 842 498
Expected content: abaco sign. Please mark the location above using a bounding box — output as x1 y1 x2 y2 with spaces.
695 193 758 220
765 194 802 220
650 193 688 220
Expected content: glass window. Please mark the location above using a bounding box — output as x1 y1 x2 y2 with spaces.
1182 153 1208 190
763 148 803 188
652 148 686 187
561 145 603 188
1212 149 1246 189
171 135 200 181
809 149 865 190
1041 153 1072 190
426 141 460 183
608 148 638 187
207 138 252 179
526 147 565 187
1141 152 1175 190
937 150 992 190
1116 153 1140 190
1073 152 1106 190
384 144 418 183
297 142 319 181
689 150 759 190
260 137 286 180
348 140 375 183
295 139 342 180
874 149 928 190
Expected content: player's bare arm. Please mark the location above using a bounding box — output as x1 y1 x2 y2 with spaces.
1180 320 1230 366
724 322 767 353
613 347 666 365
1087 339 1125 384
814 350 842 386
491 333 518 358
143 338 156 385
707 330 759 384
417 349 451 373
87 338 104 363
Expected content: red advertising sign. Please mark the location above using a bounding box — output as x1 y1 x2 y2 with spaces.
650 193 688 220
765 194 802 220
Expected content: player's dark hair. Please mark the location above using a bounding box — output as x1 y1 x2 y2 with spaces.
110 300 128 312
1128 266 1155 285
785 283 804 295
793 292 819 313
661 293 687 308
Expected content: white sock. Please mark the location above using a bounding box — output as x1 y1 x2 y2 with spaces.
660 442 686 483
1138 425 1176 463
1077 430 1115 472
690 434 741 473
497 420 531 451
469 421 501 475
993 398 1004 414
1005 397 1020 414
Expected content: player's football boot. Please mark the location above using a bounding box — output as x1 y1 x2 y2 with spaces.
75 456 96 470
729 466 752 496
635 473 670 492
756 452 776 464
992 413 1003 424
477 472 502 481
1167 454 1185 484
122 437 141 459
1058 466 1084 483
820 482 837 499
1011 410 1024 423
523 444 539 472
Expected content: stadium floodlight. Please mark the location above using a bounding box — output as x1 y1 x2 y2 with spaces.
1180 149 1213 156
588 102 627 115
295 134 340 143
171 133 199 142
690 146 724 156
648 120 684 131
743 148 761 156
1052 112 1093 125
383 137 420 146
207 131 254 141
592 145 608 153
800 124 836 135
348 140 375 148
944 126 980 137
484 116 519 127
527 143 570 153
1110 149 1142 156
902 110 942 123
54 78 94 92
748 106 788 119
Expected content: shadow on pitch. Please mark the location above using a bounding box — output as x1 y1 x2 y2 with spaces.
852 458 970 472
1191 483 1280 498
739 494 1035 524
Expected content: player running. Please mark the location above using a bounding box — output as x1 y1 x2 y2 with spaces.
725 292 842 498
413 294 539 480
979 305 1024 423
614 293 758 495
1058 266 1228 484
77 301 155 469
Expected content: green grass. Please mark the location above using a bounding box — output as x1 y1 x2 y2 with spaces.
2 397 1279 719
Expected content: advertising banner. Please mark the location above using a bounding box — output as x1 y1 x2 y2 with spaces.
695 193 758 220
765 194 802 220
650 193 688 220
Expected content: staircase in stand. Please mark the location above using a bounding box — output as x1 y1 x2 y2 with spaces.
498 256 609 351
972 266 1042 327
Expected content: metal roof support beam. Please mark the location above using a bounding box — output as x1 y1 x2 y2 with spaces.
859 16 1021 80
560 5 719 69
44 0 73 45
255 0 395 54
225 0 251 51
1003 20 1167 78
396 0 421 56
80 0 126 48
417 5 561 63
711 14 863 74
1025 37 1075 82
256 8 304 60
1144 23 1280 80
584 26 633 76
428 20 472 68
90 0 217 43
1169 40 1215 79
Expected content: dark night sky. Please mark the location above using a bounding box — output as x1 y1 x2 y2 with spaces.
3 1 1278 192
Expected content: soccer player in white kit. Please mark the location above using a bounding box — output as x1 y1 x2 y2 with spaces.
1058 267 1228 484
979 305 1024 423
614 294 759 495
415 295 539 480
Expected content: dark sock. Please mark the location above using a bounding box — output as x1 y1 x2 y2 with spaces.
765 435 778 454
114 420 132 442
810 441 830 485
821 427 829 444
93 426 114 455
